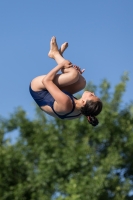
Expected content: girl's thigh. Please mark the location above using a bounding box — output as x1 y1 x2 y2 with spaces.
60 74 86 94
31 69 86 94
31 68 79 91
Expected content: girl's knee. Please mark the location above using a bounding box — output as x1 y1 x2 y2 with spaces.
70 68 79 82
79 75 86 90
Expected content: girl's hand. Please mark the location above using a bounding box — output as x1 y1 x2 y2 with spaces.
73 65 85 74
62 60 73 69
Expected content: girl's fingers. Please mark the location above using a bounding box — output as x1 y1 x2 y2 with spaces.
73 65 85 74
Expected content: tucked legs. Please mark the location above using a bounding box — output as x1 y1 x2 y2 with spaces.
31 37 86 94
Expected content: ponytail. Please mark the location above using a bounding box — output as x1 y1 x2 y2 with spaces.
87 116 99 126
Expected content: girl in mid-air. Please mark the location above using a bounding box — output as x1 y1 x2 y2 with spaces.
29 37 102 126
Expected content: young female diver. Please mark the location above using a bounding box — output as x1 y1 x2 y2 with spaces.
29 37 102 126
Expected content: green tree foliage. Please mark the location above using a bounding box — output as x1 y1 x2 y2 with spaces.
1 74 133 200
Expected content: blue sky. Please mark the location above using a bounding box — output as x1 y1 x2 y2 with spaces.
0 0 133 120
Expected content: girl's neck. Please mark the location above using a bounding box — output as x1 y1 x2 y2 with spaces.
74 99 82 110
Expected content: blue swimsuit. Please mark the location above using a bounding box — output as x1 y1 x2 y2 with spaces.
29 85 81 119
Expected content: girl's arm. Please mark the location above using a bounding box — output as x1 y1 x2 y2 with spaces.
42 60 73 109
43 60 72 81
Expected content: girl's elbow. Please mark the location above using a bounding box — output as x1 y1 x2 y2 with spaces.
42 77 47 85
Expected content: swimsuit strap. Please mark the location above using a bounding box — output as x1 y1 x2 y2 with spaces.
52 91 81 119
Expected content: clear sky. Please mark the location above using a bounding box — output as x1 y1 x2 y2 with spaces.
0 0 133 119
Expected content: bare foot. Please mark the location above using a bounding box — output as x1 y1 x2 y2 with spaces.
48 36 59 59
59 42 68 55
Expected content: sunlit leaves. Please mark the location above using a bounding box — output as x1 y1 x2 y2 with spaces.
1 73 133 200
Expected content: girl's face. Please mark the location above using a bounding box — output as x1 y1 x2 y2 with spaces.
82 91 99 102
